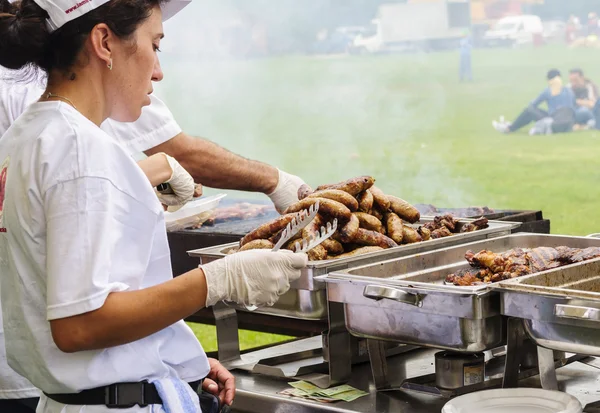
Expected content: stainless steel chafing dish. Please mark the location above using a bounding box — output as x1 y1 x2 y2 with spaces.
496 255 600 356
321 233 600 351
188 218 519 320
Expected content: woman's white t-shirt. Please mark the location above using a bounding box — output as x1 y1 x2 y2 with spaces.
0 68 185 401
0 101 209 412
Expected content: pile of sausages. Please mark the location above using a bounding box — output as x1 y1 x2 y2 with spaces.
233 176 441 260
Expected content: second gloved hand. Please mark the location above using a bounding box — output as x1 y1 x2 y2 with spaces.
201 250 308 308
156 153 195 207
267 169 307 214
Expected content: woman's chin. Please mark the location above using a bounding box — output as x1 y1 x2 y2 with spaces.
110 107 144 123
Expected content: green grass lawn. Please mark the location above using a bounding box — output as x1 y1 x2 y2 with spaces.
156 45 600 350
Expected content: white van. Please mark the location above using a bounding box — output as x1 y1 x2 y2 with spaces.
483 15 544 47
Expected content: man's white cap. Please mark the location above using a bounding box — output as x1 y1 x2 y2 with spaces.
22 0 190 32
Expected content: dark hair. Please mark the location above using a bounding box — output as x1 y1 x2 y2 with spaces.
569 68 584 77
0 0 164 75
547 69 561 80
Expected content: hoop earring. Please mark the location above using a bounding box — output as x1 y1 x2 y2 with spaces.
107 59 113 71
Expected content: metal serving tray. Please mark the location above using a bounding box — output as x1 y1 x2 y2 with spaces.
496 253 600 356
321 233 600 351
188 218 519 320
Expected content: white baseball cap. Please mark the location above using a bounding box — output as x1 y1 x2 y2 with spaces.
20 0 190 32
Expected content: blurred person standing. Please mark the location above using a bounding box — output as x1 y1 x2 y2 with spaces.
566 15 581 44
459 30 473 82
587 12 600 37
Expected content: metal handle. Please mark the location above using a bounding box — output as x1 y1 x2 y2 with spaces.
554 304 600 322
363 285 425 307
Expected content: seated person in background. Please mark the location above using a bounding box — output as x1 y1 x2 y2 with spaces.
568 68 597 129
493 69 576 135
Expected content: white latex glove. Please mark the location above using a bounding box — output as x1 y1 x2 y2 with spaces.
155 153 195 207
267 169 306 213
201 249 308 307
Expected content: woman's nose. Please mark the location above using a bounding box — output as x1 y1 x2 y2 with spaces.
152 57 164 82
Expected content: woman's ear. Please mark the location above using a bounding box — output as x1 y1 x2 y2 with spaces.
88 23 113 69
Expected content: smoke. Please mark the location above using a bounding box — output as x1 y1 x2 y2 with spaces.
156 0 481 207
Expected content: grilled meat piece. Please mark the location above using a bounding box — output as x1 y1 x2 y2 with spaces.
526 247 563 271
448 273 480 286
568 247 600 263
460 217 489 233
417 226 431 241
437 214 459 232
466 250 507 273
450 245 600 286
423 214 460 233
430 226 452 239
446 267 492 286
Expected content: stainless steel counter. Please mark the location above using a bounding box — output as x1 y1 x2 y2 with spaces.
229 349 600 413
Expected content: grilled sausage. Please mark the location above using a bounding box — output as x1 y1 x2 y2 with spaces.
418 226 431 241
370 186 390 211
327 246 384 260
316 176 375 196
354 212 383 232
321 238 344 255
307 244 328 261
298 184 314 200
387 195 420 224
354 228 398 249
239 239 274 251
240 213 298 246
339 213 360 243
284 198 352 223
370 207 384 221
307 189 359 211
357 190 374 213
331 230 343 243
402 225 422 244
385 213 404 244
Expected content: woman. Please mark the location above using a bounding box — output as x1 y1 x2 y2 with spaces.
0 40 198 413
0 1 307 413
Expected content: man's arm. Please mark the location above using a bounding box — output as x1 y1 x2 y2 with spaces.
144 132 278 194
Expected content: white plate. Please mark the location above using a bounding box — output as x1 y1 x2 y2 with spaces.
164 193 227 231
442 388 582 413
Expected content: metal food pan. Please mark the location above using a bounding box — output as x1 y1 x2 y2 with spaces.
496 257 600 356
321 233 600 351
330 233 600 289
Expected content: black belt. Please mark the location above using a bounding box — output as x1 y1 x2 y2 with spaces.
44 379 203 408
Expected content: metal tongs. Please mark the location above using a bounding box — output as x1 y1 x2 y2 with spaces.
272 201 320 251
243 202 336 312
293 219 338 253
